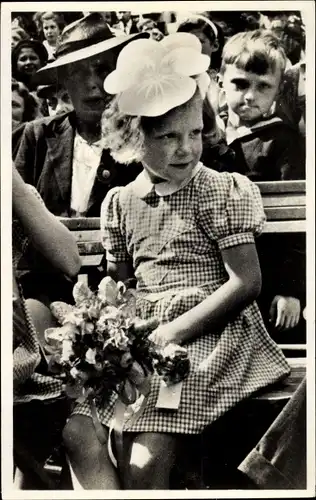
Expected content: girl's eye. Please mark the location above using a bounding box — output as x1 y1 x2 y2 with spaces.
159 133 176 140
190 129 202 137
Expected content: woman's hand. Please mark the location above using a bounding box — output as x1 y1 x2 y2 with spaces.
269 295 301 330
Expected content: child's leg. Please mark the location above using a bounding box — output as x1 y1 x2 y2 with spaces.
123 432 177 489
62 415 120 489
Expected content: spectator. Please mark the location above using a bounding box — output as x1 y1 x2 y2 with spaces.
255 232 306 345
12 80 44 130
11 25 29 49
36 84 73 116
216 29 305 181
137 18 164 41
215 29 306 346
12 13 149 303
177 13 224 74
176 15 226 134
37 12 66 60
101 11 119 27
113 11 139 34
13 13 148 219
12 39 48 91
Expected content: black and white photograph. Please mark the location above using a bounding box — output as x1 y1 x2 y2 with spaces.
1 1 315 497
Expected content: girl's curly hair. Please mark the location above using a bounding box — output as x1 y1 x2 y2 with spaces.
101 86 223 165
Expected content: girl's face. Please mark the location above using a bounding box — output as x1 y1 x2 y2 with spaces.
191 29 216 59
142 92 203 183
16 48 41 76
43 19 60 45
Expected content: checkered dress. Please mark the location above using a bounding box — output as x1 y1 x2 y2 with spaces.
13 185 62 403
73 166 290 434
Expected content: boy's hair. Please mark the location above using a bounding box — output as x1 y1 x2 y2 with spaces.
101 88 222 165
220 29 287 76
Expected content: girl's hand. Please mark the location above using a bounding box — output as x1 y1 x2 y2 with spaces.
269 295 301 331
148 324 177 349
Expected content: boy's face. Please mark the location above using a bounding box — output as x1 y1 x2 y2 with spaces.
220 64 282 124
142 92 203 184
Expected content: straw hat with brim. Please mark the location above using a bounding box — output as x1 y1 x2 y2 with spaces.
34 12 149 85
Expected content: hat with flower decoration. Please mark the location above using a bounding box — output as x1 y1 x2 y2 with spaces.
103 32 211 117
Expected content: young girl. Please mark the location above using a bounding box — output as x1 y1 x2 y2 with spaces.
38 12 65 60
63 33 290 490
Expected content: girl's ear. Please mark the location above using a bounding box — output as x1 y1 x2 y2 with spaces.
211 39 219 53
217 73 224 89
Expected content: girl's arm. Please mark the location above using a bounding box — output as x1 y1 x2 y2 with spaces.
12 165 82 278
107 260 135 283
152 242 262 346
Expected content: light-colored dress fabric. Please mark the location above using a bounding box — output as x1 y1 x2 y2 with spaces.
72 165 290 434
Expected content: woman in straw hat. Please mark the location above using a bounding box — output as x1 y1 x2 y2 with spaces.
62 32 290 490
13 13 148 307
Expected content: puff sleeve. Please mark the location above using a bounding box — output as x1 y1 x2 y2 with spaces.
198 171 266 250
101 187 129 262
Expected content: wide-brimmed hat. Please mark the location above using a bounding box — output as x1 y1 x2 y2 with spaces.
104 32 210 117
35 12 149 84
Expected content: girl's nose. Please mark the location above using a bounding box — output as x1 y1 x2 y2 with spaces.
178 136 191 155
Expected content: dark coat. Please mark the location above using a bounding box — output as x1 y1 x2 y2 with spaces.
216 115 305 181
12 111 143 217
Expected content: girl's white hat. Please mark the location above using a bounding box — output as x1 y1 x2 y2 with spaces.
103 32 210 117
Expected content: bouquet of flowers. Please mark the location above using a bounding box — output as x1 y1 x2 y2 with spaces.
45 277 190 406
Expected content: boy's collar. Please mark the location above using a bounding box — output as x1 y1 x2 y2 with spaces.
223 104 282 145
133 162 202 199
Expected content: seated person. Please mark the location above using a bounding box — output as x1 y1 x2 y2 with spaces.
215 29 305 181
255 232 306 345
13 13 149 218
12 164 80 488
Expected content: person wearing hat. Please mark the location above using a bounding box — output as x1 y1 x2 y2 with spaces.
13 13 148 219
12 13 148 307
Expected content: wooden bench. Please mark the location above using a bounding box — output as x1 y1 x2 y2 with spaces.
59 180 306 270
59 179 306 390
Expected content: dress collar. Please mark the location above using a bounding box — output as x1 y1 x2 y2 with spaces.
133 162 202 199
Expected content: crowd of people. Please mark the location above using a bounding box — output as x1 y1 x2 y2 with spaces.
11 9 308 492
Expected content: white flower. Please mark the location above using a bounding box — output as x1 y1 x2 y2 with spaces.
85 348 97 364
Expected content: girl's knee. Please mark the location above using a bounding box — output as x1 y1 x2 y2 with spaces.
126 433 176 489
63 415 97 453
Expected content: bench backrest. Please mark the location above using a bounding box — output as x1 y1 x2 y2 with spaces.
59 180 306 268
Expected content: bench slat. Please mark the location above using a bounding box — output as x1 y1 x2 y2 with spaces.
257 180 305 194
59 217 100 230
255 358 305 401
73 230 102 242
263 220 305 232
262 194 305 207
264 206 305 220
80 254 103 266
